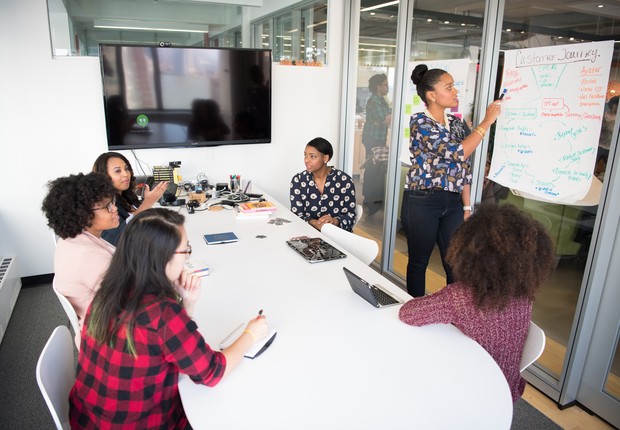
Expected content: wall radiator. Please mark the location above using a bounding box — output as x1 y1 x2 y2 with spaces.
0 256 21 345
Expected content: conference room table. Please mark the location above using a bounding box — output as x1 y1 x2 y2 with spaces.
176 189 513 430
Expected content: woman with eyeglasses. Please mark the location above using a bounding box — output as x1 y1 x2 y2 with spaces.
92 151 168 246
70 208 269 428
41 172 119 336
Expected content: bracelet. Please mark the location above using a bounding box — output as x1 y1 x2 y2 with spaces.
474 126 486 139
243 329 256 342
463 205 472 211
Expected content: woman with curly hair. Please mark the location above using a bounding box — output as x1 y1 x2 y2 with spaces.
398 203 554 402
92 152 168 245
41 172 119 332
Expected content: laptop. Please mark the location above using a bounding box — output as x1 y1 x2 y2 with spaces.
286 237 347 263
342 267 404 307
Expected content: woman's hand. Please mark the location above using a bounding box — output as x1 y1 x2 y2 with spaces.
479 99 503 129
173 269 201 316
142 181 169 208
244 314 270 344
317 214 339 229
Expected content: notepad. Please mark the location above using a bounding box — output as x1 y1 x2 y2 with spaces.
203 232 239 245
219 323 277 359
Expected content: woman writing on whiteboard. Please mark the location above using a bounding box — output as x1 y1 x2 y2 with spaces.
70 208 269 428
402 65 503 297
290 137 357 232
93 152 168 246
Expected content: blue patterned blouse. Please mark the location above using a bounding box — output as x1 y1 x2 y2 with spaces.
290 167 357 232
406 112 472 193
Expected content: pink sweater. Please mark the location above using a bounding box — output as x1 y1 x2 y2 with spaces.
54 231 115 328
398 282 531 402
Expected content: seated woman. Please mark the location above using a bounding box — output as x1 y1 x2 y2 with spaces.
41 172 118 333
92 152 168 246
290 137 357 232
398 204 554 402
70 208 269 428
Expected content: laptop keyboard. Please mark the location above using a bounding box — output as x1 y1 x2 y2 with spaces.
371 285 399 306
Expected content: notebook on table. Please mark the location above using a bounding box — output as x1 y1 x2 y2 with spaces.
285 237 347 263
342 267 404 308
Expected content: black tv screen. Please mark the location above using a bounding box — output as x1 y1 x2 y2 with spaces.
99 44 272 150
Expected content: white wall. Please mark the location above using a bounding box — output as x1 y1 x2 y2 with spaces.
0 0 345 277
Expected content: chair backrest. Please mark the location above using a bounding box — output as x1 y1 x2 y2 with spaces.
52 280 81 348
36 326 75 430
520 321 546 372
52 231 59 247
321 223 379 265
354 204 363 228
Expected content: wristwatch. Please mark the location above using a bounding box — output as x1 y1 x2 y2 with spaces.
463 205 472 211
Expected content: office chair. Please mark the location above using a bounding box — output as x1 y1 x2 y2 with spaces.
36 326 75 430
354 204 363 228
321 223 379 265
519 321 546 372
52 279 81 350
51 231 59 247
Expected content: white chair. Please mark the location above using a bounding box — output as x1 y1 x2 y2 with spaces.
52 280 81 349
36 325 75 430
52 231 59 247
321 223 379 265
354 204 363 227
520 321 546 372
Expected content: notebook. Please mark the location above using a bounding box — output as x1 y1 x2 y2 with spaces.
203 232 239 245
342 267 404 308
286 237 347 263
219 323 277 359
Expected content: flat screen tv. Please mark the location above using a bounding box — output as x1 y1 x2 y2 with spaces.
99 44 272 150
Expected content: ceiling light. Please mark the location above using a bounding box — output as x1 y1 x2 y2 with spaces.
370 12 376 16
598 4 604 8
506 28 511 32
360 1 399 12
427 18 432 22
94 19 208 33
444 21 450 24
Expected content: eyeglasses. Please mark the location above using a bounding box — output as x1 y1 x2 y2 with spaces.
174 244 192 259
93 198 116 213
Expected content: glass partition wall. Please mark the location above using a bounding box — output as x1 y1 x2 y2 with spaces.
345 1 620 421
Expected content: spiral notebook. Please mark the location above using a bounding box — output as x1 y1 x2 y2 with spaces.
219 323 277 359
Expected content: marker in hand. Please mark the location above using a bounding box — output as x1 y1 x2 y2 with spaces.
257 309 263 318
499 88 508 100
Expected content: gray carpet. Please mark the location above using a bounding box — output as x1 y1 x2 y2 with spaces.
0 284 562 429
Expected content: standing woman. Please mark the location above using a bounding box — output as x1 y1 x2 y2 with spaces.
70 208 269 428
290 137 357 232
402 65 503 297
93 151 168 245
361 73 392 216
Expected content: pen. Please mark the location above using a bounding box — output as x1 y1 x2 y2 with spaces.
499 88 507 100
258 309 263 318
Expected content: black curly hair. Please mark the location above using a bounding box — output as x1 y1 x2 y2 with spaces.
446 203 555 311
42 173 116 239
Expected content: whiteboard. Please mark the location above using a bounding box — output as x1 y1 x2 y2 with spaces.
489 40 614 204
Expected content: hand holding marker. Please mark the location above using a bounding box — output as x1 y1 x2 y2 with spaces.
499 88 507 100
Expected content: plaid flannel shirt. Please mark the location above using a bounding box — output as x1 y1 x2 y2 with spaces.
70 294 226 429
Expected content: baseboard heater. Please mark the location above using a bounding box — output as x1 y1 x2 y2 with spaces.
0 256 21 345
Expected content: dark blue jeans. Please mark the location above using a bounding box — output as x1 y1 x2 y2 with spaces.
401 189 463 297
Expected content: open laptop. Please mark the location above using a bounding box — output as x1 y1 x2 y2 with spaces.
286 237 347 263
343 267 404 307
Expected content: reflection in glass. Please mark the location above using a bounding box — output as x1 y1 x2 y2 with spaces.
604 329 620 401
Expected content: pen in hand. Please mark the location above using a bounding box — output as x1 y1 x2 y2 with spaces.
257 309 263 318
499 88 507 100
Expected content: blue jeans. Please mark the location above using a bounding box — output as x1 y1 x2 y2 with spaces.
401 189 463 297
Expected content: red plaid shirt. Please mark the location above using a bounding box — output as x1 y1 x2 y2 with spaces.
70 294 226 429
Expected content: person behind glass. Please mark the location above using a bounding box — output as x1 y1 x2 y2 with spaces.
361 73 392 217
41 173 118 344
399 204 554 402
69 208 269 428
290 137 357 232
92 151 168 246
402 64 503 297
